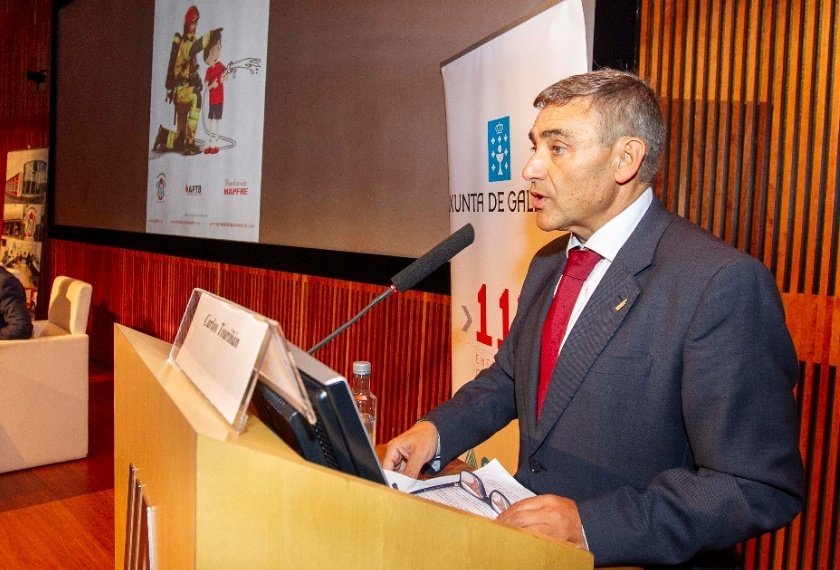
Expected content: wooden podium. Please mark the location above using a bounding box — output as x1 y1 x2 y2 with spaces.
114 325 593 569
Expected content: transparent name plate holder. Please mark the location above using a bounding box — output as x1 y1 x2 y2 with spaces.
169 288 315 433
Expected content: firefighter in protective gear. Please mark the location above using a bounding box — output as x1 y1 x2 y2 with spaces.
152 6 221 156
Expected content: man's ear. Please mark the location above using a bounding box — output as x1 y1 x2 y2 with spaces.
613 137 646 185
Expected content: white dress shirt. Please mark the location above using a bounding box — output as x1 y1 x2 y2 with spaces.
556 188 653 354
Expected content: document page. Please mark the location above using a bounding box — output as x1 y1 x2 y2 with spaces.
385 459 535 519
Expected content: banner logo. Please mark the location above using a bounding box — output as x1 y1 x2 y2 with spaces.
155 173 167 201
487 117 511 182
224 178 249 196
23 206 38 239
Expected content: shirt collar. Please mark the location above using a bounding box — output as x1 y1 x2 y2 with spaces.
567 188 653 262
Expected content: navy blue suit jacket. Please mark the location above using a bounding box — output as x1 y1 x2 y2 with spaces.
425 199 803 567
0 267 32 340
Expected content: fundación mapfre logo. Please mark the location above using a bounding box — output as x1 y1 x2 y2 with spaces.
487 116 511 182
155 173 167 202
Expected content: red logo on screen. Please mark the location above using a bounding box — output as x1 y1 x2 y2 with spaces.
223 178 249 196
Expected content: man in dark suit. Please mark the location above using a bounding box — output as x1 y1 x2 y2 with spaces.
0 266 33 340
383 69 803 567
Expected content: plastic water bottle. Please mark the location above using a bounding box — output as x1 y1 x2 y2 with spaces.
351 361 377 446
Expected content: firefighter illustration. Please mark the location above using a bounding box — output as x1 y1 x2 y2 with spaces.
152 5 221 156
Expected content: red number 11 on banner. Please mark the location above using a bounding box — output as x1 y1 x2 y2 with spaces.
476 284 511 349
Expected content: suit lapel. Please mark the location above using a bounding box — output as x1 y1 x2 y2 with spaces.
519 254 567 434
533 268 640 441
529 199 674 445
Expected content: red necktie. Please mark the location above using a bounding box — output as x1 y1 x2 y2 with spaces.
537 247 602 418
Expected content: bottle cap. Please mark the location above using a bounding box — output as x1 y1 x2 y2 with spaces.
352 361 371 376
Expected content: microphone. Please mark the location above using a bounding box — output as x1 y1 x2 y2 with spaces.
390 223 475 292
308 223 475 354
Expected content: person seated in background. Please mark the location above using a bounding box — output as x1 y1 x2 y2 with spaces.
384 69 803 568
0 266 33 340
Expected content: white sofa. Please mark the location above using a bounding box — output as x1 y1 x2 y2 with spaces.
0 276 92 473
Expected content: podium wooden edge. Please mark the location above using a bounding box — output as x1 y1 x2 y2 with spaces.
114 324 594 569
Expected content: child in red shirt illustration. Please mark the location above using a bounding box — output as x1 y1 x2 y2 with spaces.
203 29 226 154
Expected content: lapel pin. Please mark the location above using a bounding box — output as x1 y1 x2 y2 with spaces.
614 298 628 312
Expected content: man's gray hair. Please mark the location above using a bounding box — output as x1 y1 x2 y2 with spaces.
534 69 666 186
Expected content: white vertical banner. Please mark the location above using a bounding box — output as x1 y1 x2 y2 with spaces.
146 1 269 242
442 1 588 470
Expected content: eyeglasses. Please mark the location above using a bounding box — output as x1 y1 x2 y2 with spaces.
411 470 512 515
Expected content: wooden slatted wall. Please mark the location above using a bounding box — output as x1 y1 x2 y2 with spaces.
639 1 839 567
47 239 452 444
0 0 51 185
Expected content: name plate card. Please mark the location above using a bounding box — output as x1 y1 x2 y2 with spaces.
169 289 313 432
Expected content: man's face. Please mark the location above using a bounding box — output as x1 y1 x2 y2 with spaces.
522 99 622 240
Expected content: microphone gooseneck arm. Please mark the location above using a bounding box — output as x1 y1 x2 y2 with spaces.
307 286 396 354
306 223 475 355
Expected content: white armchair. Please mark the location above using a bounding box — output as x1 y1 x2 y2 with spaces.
0 276 92 473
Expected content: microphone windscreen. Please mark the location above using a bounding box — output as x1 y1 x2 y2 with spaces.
391 223 475 293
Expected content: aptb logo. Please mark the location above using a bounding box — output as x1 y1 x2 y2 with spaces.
487 116 511 182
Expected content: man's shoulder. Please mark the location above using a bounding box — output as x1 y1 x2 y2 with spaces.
663 213 749 257
0 268 14 286
654 211 770 281
0 270 24 300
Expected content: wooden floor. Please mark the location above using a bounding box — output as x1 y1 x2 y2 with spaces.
0 362 115 568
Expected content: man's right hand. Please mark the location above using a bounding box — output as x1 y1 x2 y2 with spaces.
382 421 439 478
